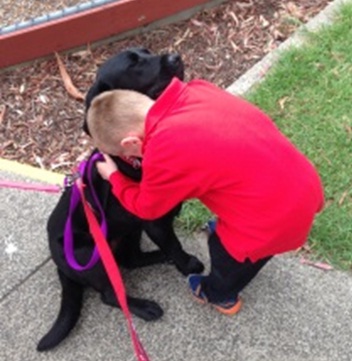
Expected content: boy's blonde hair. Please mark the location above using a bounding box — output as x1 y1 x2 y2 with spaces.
86 89 151 154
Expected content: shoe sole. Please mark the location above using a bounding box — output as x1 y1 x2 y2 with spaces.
213 298 242 315
190 284 208 305
190 286 242 316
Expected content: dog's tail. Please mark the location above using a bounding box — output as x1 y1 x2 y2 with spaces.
37 269 84 352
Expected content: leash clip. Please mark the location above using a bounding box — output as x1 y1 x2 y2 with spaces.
64 172 81 188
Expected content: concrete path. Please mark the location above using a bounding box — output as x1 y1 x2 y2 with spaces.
1 168 352 361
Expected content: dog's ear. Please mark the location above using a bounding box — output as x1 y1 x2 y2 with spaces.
85 81 111 110
127 52 140 65
83 81 111 135
82 114 91 135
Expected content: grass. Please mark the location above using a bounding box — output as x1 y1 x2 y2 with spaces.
177 3 352 270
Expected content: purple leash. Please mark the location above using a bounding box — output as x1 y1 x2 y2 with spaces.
64 153 107 271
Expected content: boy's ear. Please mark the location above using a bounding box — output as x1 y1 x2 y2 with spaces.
120 136 142 148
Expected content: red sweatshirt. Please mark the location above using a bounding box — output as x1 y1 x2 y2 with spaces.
109 78 324 262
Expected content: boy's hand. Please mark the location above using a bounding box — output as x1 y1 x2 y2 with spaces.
96 153 118 180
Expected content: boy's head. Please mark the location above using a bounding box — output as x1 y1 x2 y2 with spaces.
86 89 154 159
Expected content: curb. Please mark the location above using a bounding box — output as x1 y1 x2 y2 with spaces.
0 158 64 185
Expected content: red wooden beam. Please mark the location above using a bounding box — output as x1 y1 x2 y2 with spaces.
0 0 215 69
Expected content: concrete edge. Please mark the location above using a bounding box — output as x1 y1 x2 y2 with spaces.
226 0 350 96
0 158 64 185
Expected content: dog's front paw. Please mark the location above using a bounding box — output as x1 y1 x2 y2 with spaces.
178 255 204 276
128 298 163 321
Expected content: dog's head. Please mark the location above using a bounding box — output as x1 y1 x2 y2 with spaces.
84 47 184 134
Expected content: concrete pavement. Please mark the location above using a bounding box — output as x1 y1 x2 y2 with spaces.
1 168 352 360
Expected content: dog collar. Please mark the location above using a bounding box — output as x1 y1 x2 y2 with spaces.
121 156 142 169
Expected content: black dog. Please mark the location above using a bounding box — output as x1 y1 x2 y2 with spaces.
37 48 204 352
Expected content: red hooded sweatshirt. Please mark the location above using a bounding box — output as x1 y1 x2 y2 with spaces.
109 78 324 262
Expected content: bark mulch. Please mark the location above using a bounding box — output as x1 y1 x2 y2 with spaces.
0 0 330 173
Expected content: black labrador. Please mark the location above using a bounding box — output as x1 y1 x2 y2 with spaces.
37 48 204 352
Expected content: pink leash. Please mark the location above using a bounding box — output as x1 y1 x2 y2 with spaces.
0 180 61 193
77 179 151 361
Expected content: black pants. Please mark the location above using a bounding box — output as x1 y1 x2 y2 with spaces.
201 231 272 303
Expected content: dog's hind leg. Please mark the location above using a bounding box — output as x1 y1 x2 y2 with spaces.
101 289 163 321
37 269 84 352
143 209 205 276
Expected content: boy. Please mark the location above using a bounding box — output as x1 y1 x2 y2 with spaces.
86 78 324 315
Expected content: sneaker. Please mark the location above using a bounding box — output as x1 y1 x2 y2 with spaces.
188 274 242 315
207 219 217 234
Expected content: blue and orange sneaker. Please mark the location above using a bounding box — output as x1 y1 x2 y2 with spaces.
207 219 217 234
188 274 242 315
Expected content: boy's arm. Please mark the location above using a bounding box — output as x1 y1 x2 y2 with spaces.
108 163 197 220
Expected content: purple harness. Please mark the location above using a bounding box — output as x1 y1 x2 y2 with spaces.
64 152 107 271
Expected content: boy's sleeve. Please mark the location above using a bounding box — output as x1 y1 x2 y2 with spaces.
108 163 197 220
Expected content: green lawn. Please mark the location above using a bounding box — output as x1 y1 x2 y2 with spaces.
177 3 352 270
